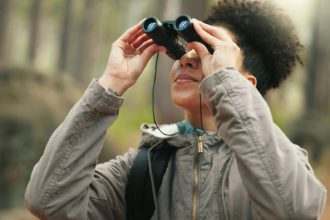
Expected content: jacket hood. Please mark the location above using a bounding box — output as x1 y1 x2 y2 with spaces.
139 123 221 149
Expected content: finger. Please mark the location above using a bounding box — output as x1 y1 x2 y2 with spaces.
192 20 221 48
132 33 150 49
137 39 154 53
187 42 210 59
119 19 145 42
194 19 233 42
140 44 165 62
138 39 165 54
127 29 144 44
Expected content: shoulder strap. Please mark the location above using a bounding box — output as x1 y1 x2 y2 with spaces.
126 142 176 220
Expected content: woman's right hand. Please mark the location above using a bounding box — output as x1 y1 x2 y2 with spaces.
99 19 165 95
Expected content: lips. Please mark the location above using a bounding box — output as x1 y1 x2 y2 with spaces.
175 74 199 83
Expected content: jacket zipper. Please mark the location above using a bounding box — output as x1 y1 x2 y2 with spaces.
192 135 203 220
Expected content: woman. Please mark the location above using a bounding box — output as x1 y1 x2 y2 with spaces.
26 1 326 219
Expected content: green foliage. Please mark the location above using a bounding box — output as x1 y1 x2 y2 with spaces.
106 71 154 153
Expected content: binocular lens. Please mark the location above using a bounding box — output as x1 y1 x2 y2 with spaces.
178 20 189 30
146 22 157 32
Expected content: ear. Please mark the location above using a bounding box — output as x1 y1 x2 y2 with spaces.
245 72 257 87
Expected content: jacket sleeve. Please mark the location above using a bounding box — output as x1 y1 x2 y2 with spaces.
200 68 327 220
25 79 137 220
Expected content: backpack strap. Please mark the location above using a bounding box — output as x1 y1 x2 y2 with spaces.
126 141 176 220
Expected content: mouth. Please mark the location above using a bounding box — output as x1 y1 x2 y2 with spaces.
174 74 199 84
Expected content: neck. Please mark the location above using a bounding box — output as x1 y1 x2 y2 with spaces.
184 110 217 132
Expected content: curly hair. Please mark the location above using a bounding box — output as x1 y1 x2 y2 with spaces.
204 0 303 95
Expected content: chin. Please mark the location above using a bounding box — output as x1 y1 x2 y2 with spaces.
174 98 201 111
171 91 201 111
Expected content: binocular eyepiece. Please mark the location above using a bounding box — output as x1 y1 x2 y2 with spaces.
142 15 214 60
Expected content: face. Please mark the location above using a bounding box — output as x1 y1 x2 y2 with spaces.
170 49 208 113
170 26 248 114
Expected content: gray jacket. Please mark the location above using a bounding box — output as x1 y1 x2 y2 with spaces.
25 68 327 220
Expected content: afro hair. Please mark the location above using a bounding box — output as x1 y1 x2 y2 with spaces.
204 0 303 95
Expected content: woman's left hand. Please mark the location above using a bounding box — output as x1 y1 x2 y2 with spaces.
187 19 242 77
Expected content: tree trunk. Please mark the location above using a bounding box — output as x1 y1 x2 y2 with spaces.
305 0 330 115
0 0 10 63
27 0 42 66
58 0 73 73
73 0 100 84
293 0 330 162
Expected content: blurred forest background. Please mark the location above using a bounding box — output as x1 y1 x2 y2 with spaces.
0 0 329 219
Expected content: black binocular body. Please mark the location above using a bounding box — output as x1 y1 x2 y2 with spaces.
142 15 214 60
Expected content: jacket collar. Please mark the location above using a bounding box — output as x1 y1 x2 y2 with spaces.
140 123 221 149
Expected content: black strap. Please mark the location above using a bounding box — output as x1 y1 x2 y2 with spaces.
126 142 176 220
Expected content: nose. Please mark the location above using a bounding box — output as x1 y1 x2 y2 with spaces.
179 50 199 69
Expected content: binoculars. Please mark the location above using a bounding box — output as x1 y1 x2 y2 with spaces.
142 15 214 60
